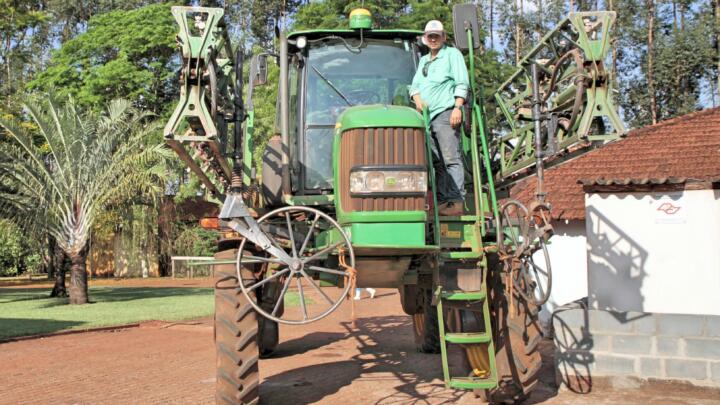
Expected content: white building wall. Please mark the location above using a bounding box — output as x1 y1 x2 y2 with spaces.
538 220 588 327
585 189 720 316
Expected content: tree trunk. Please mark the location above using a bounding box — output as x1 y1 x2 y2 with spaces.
647 0 657 124
68 246 89 305
609 0 618 83
672 1 677 31
519 0 524 57
536 0 543 41
515 0 522 65
157 197 173 277
46 236 55 279
489 0 494 50
50 244 67 298
715 0 719 101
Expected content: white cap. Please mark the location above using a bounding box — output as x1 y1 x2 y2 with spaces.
424 20 444 34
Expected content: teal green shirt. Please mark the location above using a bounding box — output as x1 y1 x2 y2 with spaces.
409 45 469 121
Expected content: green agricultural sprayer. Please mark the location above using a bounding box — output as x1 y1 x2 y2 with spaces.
163 4 624 404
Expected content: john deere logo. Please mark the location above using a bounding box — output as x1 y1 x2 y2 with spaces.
385 177 397 186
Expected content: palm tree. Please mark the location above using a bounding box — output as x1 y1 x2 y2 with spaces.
0 94 171 304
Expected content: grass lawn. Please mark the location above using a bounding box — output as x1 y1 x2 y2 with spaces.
0 287 306 340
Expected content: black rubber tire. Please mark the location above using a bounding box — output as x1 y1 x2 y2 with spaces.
261 136 283 207
214 249 260 405
258 317 279 357
480 256 543 404
257 280 280 357
399 283 421 315
256 262 283 357
412 288 440 353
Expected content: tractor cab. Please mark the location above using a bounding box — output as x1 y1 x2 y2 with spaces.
283 29 424 195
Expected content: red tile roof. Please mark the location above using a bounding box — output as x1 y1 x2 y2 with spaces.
508 107 720 220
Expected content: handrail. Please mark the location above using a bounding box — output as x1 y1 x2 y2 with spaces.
422 107 440 246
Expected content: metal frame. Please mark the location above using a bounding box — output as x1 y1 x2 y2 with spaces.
491 11 626 181
164 6 238 195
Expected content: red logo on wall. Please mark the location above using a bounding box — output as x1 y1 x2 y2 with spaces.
657 202 681 215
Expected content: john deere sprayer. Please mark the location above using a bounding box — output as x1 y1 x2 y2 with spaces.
164 4 624 404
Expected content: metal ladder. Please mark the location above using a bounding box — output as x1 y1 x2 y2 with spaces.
429 75 500 390
422 54 500 388
434 106 498 390
436 211 498 390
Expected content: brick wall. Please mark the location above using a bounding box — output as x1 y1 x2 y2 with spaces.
553 299 720 389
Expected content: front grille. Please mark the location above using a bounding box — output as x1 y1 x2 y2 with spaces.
339 127 427 212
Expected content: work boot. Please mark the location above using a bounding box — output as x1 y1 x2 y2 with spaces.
438 201 463 216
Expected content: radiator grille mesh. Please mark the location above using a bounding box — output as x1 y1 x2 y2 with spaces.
339 127 426 212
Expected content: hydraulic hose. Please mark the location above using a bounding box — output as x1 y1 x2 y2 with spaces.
279 32 291 197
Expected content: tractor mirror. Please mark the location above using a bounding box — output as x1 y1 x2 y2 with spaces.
250 54 268 86
452 4 481 51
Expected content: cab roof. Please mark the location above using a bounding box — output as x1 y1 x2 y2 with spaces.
288 29 423 41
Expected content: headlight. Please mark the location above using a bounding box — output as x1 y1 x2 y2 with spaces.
350 165 427 196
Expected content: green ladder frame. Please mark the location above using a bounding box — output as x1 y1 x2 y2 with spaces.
429 26 500 391
436 285 498 389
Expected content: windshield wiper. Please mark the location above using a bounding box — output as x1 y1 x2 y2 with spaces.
310 64 354 107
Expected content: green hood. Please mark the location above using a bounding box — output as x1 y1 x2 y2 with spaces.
337 104 424 132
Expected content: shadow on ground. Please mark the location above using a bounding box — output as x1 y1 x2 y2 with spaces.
262 315 478 404
0 287 211 305
0 318 85 341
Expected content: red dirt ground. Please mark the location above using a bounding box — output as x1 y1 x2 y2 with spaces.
1 281 719 404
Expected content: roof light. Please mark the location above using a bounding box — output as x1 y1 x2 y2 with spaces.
296 36 307 49
349 8 372 30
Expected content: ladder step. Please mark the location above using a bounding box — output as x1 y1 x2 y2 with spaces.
445 332 491 344
440 251 482 259
448 376 497 390
439 215 480 222
441 290 486 300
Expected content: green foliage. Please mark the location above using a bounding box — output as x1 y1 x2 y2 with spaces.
653 11 714 116
0 0 48 97
0 93 172 303
0 219 25 276
250 52 280 172
610 0 715 127
27 3 178 113
292 0 459 32
173 174 205 204
172 225 217 257
0 218 43 276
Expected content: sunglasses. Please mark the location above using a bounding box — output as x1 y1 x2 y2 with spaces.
425 33 442 41
422 59 435 77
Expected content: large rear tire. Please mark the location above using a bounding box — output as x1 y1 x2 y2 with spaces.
257 276 281 357
412 288 440 353
214 249 260 405
480 258 543 403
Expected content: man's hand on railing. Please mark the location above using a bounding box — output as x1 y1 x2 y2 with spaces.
412 94 425 113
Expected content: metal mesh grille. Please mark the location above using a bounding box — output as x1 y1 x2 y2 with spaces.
339 127 426 212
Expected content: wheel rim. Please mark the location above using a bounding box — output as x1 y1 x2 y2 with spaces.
237 206 354 325
498 200 552 306
484 268 543 402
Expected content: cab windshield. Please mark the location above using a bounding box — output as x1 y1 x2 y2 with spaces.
303 38 417 190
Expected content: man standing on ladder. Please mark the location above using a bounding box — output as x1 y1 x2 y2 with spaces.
409 20 470 217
